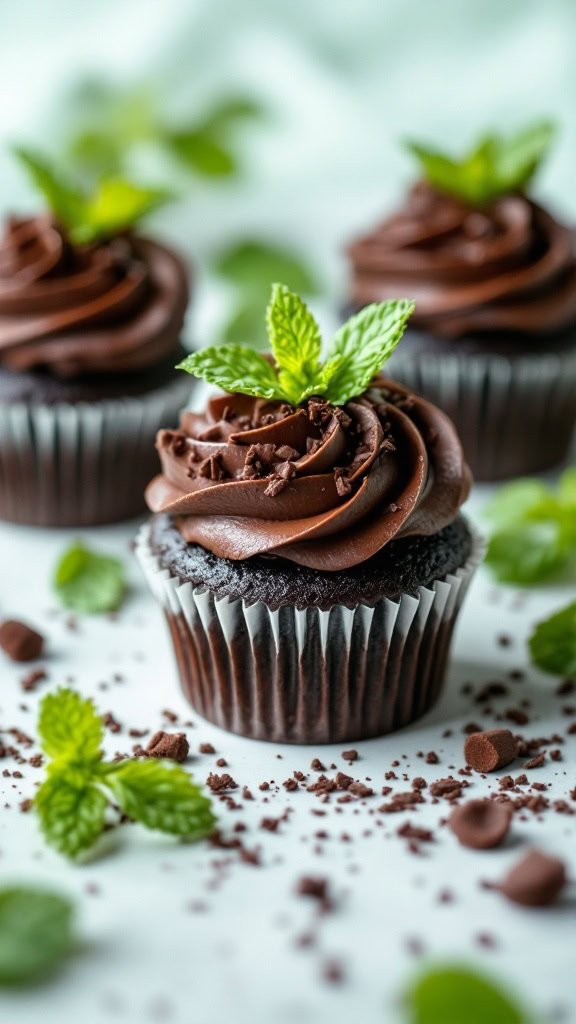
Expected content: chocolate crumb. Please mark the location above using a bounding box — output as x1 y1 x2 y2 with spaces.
500 849 566 907
0 620 44 662
464 729 517 773
146 731 189 763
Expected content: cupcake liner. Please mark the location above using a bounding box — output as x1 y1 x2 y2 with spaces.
0 375 192 526
386 347 576 481
136 520 485 744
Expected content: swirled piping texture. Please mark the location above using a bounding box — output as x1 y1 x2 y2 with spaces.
0 215 188 376
145 378 471 571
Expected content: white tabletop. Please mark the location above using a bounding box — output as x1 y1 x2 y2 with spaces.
0 482 574 1024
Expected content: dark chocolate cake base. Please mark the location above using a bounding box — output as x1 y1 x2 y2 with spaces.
139 516 483 743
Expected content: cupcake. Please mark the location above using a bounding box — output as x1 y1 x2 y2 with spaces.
0 148 191 525
347 122 576 480
136 285 483 744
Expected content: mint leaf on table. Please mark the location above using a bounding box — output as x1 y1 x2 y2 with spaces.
13 146 171 244
34 688 216 859
106 758 215 838
0 887 75 986
406 965 527 1024
485 468 576 584
407 120 555 205
529 601 576 677
178 284 415 407
54 542 125 614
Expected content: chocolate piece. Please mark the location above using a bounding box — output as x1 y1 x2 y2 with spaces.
429 778 462 799
146 730 189 762
449 799 511 849
500 849 566 907
0 620 44 662
524 753 546 769
341 750 358 762
464 729 517 773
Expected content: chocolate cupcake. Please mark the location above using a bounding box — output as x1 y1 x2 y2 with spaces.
0 150 191 525
347 122 576 480
136 285 483 743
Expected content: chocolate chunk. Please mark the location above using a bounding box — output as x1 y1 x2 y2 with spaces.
500 849 566 907
0 620 44 662
425 751 439 764
297 876 329 901
264 474 288 497
199 742 215 754
341 749 358 762
449 799 512 849
275 444 300 461
206 772 237 792
429 778 462 799
524 753 546 769
198 454 226 481
334 468 352 497
146 730 189 763
464 729 517 772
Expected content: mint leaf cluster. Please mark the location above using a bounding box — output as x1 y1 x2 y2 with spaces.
54 542 125 614
407 120 555 205
529 601 576 677
35 689 215 859
14 147 171 244
406 965 527 1024
485 468 576 584
0 886 75 985
178 284 415 406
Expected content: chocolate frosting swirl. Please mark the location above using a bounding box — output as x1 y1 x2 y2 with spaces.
145 379 471 571
0 215 189 376
348 182 576 337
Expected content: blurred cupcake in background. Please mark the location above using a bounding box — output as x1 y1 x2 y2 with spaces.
0 148 191 526
137 286 483 744
347 122 576 481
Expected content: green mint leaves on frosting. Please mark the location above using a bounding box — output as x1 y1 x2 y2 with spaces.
14 146 171 244
35 688 216 859
178 284 415 406
406 119 556 205
0 886 76 986
54 542 126 614
484 467 576 584
529 600 576 677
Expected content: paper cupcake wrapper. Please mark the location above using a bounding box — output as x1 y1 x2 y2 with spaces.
136 520 485 744
387 347 576 481
0 375 192 527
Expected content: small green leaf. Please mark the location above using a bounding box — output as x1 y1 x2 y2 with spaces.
177 345 287 401
406 965 527 1024
35 771 108 858
485 520 568 584
324 299 415 405
214 240 319 296
0 887 75 985
107 758 216 838
484 479 555 525
166 130 236 177
407 120 555 204
72 178 172 243
529 601 576 677
54 542 125 614
266 283 322 403
13 147 86 230
39 688 103 762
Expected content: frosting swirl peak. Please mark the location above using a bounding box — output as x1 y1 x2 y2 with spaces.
145 379 471 571
348 183 576 337
0 215 188 376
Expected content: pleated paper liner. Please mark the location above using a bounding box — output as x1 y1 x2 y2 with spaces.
0 375 192 527
386 349 576 482
136 520 485 744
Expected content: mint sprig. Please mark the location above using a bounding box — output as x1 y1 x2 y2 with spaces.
529 601 576 677
0 887 75 986
14 147 171 244
406 965 527 1024
53 542 125 614
407 120 555 205
34 689 215 859
484 468 576 584
178 284 415 406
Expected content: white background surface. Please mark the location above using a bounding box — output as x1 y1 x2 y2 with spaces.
0 484 575 1024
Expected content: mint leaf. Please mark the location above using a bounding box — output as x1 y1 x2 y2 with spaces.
177 346 285 401
107 758 216 838
406 965 526 1024
13 147 86 229
214 240 319 296
485 470 576 584
407 120 555 204
54 542 125 614
166 130 235 177
72 179 172 244
266 284 322 404
0 887 75 985
36 772 108 858
323 299 415 405
529 601 576 676
39 688 103 762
